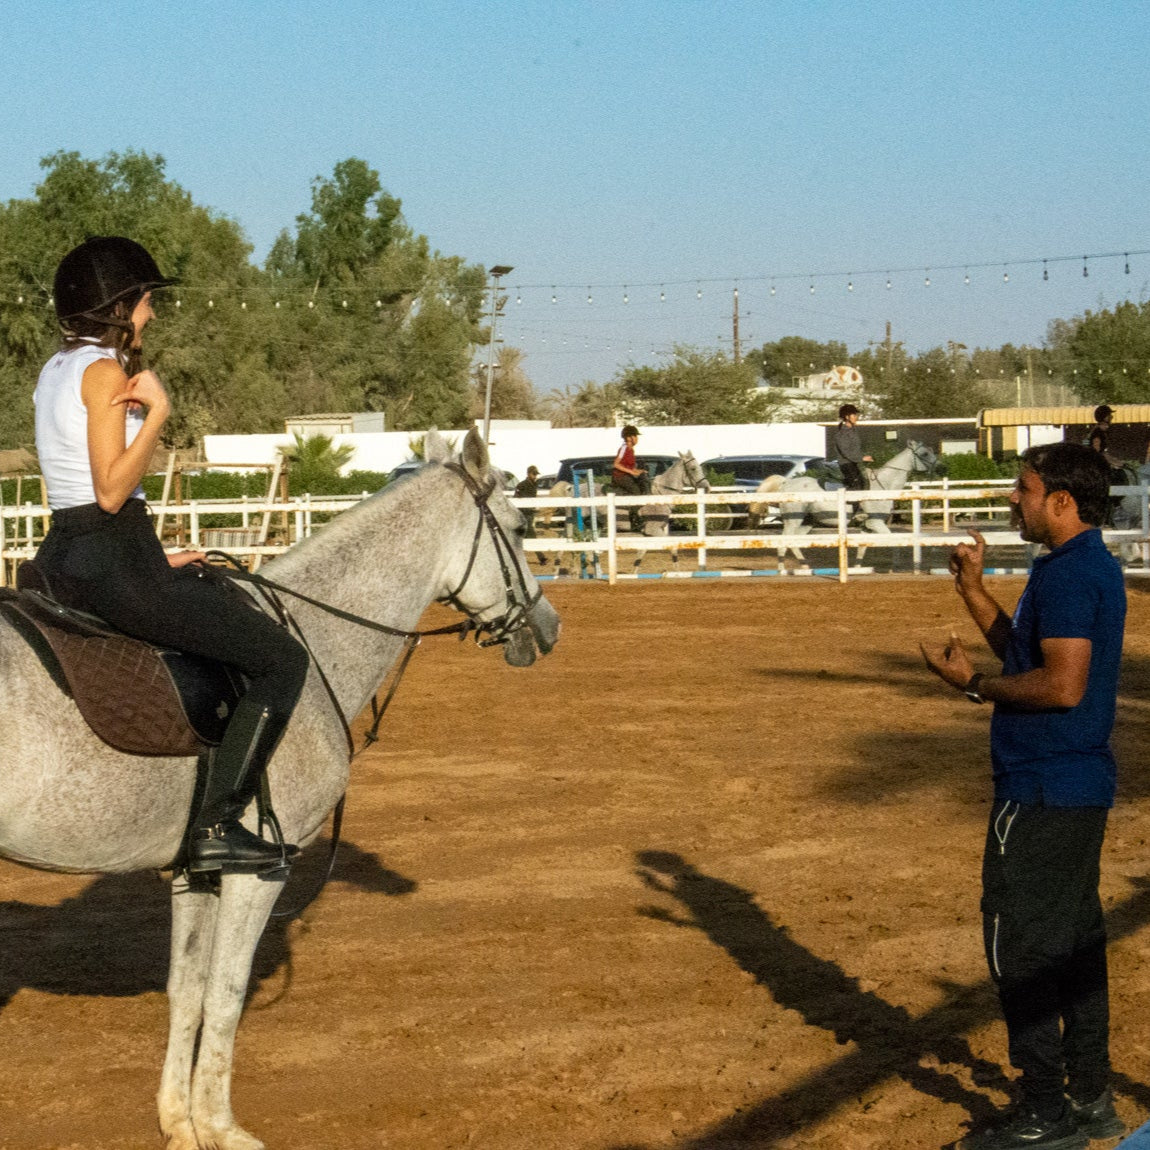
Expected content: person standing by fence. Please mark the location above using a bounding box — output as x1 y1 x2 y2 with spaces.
921 442 1126 1150
514 465 540 537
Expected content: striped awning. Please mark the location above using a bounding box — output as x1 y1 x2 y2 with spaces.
978 405 1150 428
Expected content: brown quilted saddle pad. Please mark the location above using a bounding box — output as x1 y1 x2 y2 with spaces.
0 579 243 758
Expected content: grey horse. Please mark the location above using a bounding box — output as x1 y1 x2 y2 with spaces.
636 451 710 536
749 441 937 562
0 428 560 1150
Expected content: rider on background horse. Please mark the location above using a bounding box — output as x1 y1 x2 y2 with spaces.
833 403 872 492
32 236 309 874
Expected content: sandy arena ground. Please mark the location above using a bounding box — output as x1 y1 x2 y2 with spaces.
3 575 1150 1150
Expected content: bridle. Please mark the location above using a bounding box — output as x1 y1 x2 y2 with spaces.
867 442 935 492
437 462 542 648
205 459 541 747
204 460 545 913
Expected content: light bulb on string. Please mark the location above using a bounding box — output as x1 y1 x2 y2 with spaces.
587 287 593 305
175 298 182 308
375 299 382 308
1043 261 1048 281
274 300 280 309
623 287 629 304
885 274 892 290
16 294 22 304
241 300 247 310
208 299 214 309
659 285 665 302
924 270 931 287
847 278 854 292
1083 258 1089 278
1003 268 1010 283
769 281 776 296
1125 254 1131 274
551 287 557 304
342 299 348 309
515 289 521 304
696 284 702 299
964 269 970 285
809 280 815 295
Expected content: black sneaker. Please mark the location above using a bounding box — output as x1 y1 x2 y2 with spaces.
1068 1089 1125 1140
959 1104 1088 1150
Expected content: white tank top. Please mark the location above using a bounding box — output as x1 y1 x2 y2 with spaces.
34 343 145 510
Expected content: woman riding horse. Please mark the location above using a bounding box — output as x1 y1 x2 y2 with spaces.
33 236 309 874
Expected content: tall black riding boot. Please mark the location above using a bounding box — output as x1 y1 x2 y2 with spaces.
188 696 299 874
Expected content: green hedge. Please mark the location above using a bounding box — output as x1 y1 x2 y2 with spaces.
938 452 1016 481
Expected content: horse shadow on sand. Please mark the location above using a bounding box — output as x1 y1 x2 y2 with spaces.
613 851 1150 1150
0 837 415 1011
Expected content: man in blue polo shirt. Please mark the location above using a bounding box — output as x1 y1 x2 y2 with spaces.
922 442 1126 1150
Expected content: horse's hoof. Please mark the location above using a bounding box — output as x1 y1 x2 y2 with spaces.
193 1124 265 1150
162 1121 199 1150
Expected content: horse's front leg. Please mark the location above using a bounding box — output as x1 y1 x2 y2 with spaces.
159 873 221 1150
188 871 286 1150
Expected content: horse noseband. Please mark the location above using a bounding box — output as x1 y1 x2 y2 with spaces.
438 463 541 647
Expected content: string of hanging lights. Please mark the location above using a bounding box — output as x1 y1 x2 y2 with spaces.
0 246 1144 313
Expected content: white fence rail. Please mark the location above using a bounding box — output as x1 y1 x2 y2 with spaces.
2 483 1147 586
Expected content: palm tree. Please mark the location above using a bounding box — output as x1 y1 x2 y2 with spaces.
278 432 355 494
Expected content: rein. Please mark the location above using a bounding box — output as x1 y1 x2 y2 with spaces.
204 460 540 913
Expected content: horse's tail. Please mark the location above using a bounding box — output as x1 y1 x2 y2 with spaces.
748 474 789 517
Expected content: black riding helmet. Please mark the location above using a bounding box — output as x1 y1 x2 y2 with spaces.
54 236 176 322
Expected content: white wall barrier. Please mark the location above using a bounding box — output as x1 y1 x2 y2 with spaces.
2 482 1148 587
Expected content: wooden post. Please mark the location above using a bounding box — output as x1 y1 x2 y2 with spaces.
606 492 618 585
154 450 177 542
837 488 849 583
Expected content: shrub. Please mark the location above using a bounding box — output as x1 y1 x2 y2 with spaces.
938 452 1015 481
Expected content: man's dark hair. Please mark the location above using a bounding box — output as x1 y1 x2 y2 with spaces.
621 424 639 438
838 404 859 420
1021 442 1112 526
1094 404 1114 423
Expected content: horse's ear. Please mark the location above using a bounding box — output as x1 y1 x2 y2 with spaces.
461 428 491 482
424 429 451 464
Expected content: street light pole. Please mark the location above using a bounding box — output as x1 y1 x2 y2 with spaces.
483 265 513 443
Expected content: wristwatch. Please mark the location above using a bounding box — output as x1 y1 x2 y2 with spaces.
963 672 986 704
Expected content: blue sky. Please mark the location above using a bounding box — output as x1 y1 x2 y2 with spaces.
3 1 1148 398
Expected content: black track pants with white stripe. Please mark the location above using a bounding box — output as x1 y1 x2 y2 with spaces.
981 799 1110 1118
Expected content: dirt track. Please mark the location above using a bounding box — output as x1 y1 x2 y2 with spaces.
3 576 1150 1150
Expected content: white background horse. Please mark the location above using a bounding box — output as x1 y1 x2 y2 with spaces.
546 451 707 536
749 441 938 562
0 428 559 1150
636 451 710 536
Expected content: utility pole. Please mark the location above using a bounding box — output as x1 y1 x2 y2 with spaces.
732 287 741 365
482 265 513 444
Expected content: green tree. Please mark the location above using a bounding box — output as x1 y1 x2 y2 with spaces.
470 345 537 421
540 380 622 427
1046 301 1150 405
614 346 772 425
748 336 849 388
870 345 991 419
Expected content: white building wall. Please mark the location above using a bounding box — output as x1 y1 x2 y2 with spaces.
203 422 829 480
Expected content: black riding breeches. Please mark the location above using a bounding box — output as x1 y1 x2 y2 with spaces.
839 461 868 491
37 499 309 753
